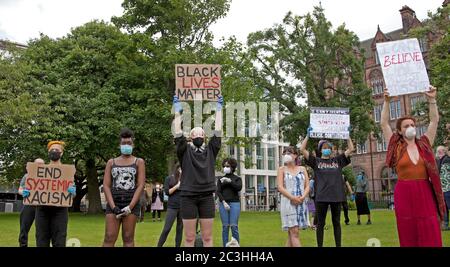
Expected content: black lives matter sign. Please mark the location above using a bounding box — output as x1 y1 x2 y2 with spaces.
175 64 221 101
23 163 76 207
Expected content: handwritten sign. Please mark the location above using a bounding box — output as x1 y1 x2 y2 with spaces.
376 38 429 96
175 64 221 101
310 107 350 140
23 163 76 207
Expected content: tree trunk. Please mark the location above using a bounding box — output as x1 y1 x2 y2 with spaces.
86 158 103 214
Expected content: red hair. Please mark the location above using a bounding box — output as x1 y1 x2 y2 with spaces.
396 116 416 132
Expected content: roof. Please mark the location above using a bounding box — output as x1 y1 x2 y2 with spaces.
0 39 27 50
359 28 404 59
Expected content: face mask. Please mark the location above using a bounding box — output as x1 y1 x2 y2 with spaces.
48 150 61 161
405 126 416 140
193 137 204 147
283 154 293 164
322 149 332 157
120 145 133 155
223 167 232 174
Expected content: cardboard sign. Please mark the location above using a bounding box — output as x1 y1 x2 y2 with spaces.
175 64 221 101
310 107 350 140
376 38 430 96
23 163 76 207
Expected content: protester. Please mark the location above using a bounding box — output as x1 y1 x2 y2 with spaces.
381 86 445 247
173 95 223 247
102 128 145 247
34 141 76 247
278 146 310 247
355 171 371 225
151 182 164 222
342 175 354 225
436 146 450 231
157 165 183 247
216 158 242 247
18 158 44 247
300 128 354 247
307 178 317 230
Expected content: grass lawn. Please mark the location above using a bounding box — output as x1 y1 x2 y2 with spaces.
1 209 449 247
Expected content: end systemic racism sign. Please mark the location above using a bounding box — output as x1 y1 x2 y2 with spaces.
376 38 430 96
23 163 76 207
175 64 221 101
310 107 350 140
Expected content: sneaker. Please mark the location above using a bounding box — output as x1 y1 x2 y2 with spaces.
357 221 361 225
367 221 372 225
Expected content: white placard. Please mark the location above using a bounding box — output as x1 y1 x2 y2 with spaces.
376 38 430 96
310 107 350 140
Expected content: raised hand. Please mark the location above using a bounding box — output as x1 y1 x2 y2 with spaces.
307 125 313 137
425 85 437 100
173 95 183 113
217 95 224 111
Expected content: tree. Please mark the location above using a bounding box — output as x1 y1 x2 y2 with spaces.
1 21 168 213
247 5 375 147
409 4 449 146
113 0 263 170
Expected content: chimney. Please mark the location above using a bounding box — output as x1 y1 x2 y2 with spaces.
399 5 416 34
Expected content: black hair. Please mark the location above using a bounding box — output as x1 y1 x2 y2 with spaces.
119 128 134 140
222 158 238 173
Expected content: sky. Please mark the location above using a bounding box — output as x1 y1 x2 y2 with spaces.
0 0 445 45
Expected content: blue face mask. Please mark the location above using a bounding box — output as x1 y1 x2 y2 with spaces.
322 149 332 157
120 145 133 155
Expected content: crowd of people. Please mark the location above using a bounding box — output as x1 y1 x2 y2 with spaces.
16 87 450 247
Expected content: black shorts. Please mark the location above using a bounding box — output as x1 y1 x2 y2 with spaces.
180 193 215 219
105 191 141 217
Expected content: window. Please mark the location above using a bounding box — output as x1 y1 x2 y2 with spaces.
228 145 235 157
389 100 402 120
377 136 387 152
269 176 277 190
371 78 384 95
410 95 425 115
357 141 368 154
373 104 383 123
419 38 428 53
375 52 380 65
417 125 427 138
267 146 276 170
245 175 254 190
256 142 264 170
257 176 265 193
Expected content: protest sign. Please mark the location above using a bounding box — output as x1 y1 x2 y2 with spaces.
23 163 76 207
175 64 221 101
376 38 429 96
310 107 350 140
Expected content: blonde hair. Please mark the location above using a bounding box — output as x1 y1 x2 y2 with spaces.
190 127 205 138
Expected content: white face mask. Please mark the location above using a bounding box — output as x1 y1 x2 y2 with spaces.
223 167 232 174
283 154 294 164
405 126 416 140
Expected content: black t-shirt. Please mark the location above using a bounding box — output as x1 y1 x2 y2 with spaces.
174 131 221 196
305 154 351 203
164 175 181 209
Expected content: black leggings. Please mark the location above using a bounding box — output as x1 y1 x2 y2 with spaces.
316 202 341 247
152 210 161 219
157 208 183 247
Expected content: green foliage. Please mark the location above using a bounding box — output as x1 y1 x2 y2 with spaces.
247 5 375 148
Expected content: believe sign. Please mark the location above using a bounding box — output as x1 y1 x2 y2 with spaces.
376 38 430 96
